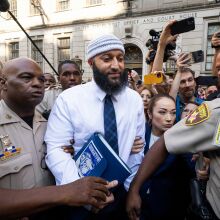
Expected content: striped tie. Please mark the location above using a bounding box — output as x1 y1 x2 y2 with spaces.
104 94 119 154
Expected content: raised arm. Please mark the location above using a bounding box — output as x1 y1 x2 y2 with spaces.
152 20 177 73
169 53 191 100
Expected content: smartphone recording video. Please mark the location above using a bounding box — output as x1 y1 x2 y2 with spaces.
171 17 195 35
144 71 164 85
188 50 204 64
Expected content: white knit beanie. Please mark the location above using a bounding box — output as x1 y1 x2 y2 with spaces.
87 34 125 61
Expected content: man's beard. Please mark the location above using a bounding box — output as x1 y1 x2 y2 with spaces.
183 89 195 98
93 63 128 94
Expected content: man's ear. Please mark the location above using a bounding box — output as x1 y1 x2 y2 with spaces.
88 58 93 67
57 75 60 82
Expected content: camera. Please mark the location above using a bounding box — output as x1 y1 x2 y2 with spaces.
145 29 161 50
145 29 176 64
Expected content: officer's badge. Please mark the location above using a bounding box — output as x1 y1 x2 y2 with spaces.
185 103 210 126
0 135 21 161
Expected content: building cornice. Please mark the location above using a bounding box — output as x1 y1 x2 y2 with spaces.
1 3 220 33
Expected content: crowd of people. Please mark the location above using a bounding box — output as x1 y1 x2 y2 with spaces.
0 19 220 220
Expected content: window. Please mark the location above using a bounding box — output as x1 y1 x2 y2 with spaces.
58 37 70 63
206 23 220 72
31 38 43 69
30 0 41 16
7 0 17 18
57 0 70 11
9 42 19 59
86 0 102 7
124 44 143 78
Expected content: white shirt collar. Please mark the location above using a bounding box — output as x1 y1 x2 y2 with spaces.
91 78 125 102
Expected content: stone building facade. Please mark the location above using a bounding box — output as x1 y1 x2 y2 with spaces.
0 0 219 80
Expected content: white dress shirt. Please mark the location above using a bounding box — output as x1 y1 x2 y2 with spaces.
45 80 145 190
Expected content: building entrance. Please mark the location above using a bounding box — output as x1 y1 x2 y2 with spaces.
124 43 143 78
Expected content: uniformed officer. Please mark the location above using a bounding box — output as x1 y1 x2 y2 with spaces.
0 57 54 189
37 60 82 115
0 57 117 219
126 37 220 220
44 72 56 89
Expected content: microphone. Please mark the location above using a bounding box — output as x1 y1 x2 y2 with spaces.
149 29 157 36
0 0 10 12
149 29 160 37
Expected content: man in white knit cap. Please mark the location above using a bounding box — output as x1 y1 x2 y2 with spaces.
45 34 145 219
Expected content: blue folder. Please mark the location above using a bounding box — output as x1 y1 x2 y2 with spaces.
74 133 131 184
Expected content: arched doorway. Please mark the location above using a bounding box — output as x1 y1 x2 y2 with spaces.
124 43 143 78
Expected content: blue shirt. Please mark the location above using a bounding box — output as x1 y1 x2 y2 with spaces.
176 95 204 122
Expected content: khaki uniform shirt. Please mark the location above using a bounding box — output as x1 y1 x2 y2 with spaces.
0 100 54 189
164 98 220 218
36 86 62 114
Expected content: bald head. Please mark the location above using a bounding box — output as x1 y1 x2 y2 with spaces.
2 57 45 115
2 57 41 78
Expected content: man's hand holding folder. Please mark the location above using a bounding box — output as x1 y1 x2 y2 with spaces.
58 177 117 209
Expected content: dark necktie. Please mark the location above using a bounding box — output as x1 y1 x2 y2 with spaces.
104 94 119 154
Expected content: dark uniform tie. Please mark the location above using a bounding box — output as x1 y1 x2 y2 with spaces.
104 94 119 154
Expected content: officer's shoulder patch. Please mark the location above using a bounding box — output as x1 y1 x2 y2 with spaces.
185 103 210 126
0 135 21 161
